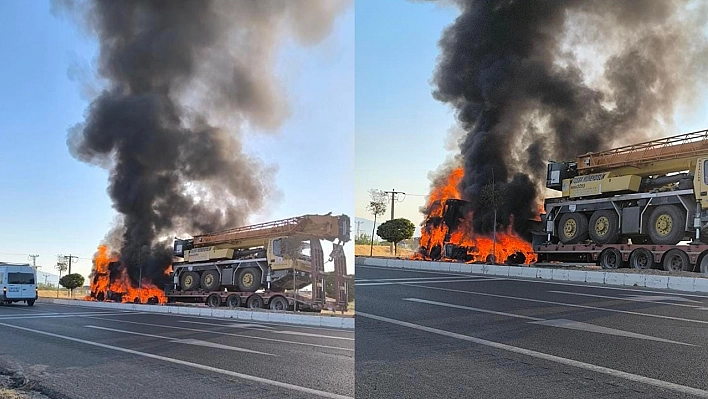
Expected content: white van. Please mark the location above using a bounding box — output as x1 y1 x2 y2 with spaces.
0 263 38 306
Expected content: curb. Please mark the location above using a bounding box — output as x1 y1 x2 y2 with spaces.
356 256 708 293
38 298 354 329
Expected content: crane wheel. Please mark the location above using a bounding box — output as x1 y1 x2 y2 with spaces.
588 210 620 244
557 213 589 244
246 294 264 309
200 270 220 291
662 249 690 272
180 271 200 291
226 294 242 308
648 205 685 245
599 248 623 269
699 253 708 275
269 296 289 311
206 294 221 308
629 248 655 270
237 268 262 292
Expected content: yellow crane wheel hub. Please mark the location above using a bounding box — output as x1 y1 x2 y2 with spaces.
242 273 254 286
184 275 193 286
655 214 673 236
204 274 213 285
594 216 609 237
563 218 577 238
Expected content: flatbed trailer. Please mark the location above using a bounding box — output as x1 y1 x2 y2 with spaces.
534 241 708 273
163 287 323 311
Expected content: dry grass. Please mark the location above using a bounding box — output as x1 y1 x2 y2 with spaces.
37 289 89 299
355 244 414 258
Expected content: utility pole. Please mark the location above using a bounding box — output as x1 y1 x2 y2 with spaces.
64 254 78 275
355 220 364 237
28 254 39 270
384 189 406 253
492 168 497 265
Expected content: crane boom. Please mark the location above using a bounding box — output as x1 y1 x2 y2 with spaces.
576 128 708 176
192 214 350 247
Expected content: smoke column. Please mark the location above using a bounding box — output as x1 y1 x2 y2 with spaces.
53 0 348 285
428 0 708 236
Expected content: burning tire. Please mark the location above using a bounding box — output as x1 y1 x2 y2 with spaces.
589 210 620 244
629 248 655 270
237 268 261 292
226 294 242 308
269 296 289 311
200 270 220 291
648 205 685 245
662 249 690 272
558 213 588 244
206 294 221 308
180 271 200 291
599 248 623 269
246 294 264 309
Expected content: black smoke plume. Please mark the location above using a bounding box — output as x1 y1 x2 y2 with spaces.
53 0 348 286
428 0 708 236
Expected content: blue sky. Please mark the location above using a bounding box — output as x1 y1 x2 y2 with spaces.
0 0 354 278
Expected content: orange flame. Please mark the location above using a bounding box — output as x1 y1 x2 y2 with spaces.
416 167 537 264
86 245 168 304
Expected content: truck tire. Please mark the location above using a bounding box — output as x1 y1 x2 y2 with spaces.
180 271 200 291
206 293 221 308
226 294 242 308
629 248 655 270
246 294 264 309
269 296 289 311
558 213 589 244
237 268 262 292
648 205 685 245
200 270 220 291
26 299 35 307
588 210 620 245
599 248 623 269
662 249 690 272
700 254 708 275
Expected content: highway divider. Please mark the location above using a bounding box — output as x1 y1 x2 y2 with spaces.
356 257 708 293
38 298 354 329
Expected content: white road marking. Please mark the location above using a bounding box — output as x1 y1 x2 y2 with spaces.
626 295 702 303
407 284 708 325
405 298 692 346
177 321 355 341
0 322 352 399
358 278 505 287
86 316 354 352
357 312 708 398
548 291 702 308
528 319 694 346
356 276 484 283
0 311 141 320
403 298 543 321
85 325 275 355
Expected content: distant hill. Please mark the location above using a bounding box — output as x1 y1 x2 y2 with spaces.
355 217 422 238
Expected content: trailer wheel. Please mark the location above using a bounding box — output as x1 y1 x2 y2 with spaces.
599 248 623 269
629 248 655 270
662 249 690 272
206 294 221 308
226 294 242 308
180 271 200 291
200 270 220 291
237 268 262 292
589 210 620 244
246 294 264 309
648 205 686 245
558 213 588 244
700 254 708 275
269 296 289 311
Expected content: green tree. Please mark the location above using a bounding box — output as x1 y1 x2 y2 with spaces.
59 273 85 296
366 189 387 256
355 233 372 245
377 218 416 255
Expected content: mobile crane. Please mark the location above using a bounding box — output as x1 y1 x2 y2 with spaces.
535 128 708 273
166 213 351 311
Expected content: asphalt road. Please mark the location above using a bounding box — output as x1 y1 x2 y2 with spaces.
0 302 353 399
356 264 708 399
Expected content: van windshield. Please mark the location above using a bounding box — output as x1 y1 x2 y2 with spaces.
8 273 35 284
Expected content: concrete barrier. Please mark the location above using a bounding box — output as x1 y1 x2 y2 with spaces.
37 298 354 329
357 256 708 293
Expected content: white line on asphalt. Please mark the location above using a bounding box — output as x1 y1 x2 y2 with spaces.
178 321 274 329
0 322 352 399
406 284 708 326
404 298 693 345
85 325 275 356
0 311 141 320
357 278 504 286
86 316 354 352
356 276 485 283
403 298 543 321
357 312 708 398
177 321 355 341
548 291 703 308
